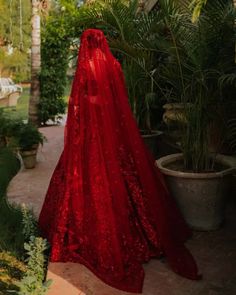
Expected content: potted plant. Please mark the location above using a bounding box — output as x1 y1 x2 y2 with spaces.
16 123 45 169
156 0 236 230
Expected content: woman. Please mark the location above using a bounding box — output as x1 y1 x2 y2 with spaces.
39 29 200 293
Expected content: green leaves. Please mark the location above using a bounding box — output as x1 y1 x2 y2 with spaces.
14 236 52 295
16 123 45 151
157 0 236 171
0 147 21 197
189 0 208 23
0 0 31 49
0 147 24 258
0 0 31 81
39 13 70 124
21 205 39 241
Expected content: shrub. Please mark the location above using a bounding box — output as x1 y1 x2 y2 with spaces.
39 16 70 124
13 236 52 295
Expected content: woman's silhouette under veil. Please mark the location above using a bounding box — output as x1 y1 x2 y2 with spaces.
39 29 200 293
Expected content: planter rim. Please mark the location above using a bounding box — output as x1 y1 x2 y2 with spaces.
156 153 235 179
141 130 163 138
20 149 37 156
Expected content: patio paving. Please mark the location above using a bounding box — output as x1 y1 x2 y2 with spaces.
7 122 236 295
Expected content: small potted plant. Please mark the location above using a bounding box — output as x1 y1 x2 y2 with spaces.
17 123 45 169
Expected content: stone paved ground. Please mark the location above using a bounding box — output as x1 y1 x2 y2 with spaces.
7 124 236 295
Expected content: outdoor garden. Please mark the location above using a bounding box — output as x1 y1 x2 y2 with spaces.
0 0 236 294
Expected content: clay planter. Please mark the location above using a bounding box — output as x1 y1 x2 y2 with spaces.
156 153 235 230
20 145 38 169
141 130 163 158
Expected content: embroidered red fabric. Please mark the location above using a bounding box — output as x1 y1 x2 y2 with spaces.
39 29 201 293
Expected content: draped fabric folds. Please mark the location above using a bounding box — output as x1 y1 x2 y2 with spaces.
39 29 200 293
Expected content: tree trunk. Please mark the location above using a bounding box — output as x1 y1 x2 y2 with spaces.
29 0 41 126
142 0 158 12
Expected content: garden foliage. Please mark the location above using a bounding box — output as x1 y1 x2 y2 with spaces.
39 16 70 124
0 145 51 294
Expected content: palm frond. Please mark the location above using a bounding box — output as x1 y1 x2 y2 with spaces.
189 0 207 22
219 73 236 88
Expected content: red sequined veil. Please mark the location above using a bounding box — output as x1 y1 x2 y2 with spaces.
39 29 200 293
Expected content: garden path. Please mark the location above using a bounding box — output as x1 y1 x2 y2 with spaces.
7 121 236 295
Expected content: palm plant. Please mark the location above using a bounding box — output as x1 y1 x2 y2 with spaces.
78 0 165 131
156 0 236 171
66 0 235 163
189 0 208 22
29 0 51 126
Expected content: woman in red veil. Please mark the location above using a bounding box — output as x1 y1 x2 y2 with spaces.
39 29 200 293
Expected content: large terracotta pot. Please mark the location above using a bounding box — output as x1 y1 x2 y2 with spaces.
156 153 235 230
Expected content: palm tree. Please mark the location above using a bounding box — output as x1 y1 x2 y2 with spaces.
29 0 50 126
28 0 41 126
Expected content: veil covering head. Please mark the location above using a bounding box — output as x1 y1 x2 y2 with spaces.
39 29 200 293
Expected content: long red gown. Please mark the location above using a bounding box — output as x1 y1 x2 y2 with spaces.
39 29 200 293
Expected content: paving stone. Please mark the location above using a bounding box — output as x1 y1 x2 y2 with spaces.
7 124 236 295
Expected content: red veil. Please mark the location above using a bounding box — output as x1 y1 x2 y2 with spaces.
39 29 200 293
